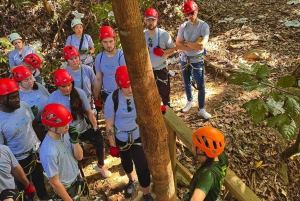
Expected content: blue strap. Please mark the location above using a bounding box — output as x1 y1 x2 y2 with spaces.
99 50 123 66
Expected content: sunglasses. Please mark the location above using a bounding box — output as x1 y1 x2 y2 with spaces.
148 37 152 47
185 11 195 17
19 54 23 60
127 99 132 112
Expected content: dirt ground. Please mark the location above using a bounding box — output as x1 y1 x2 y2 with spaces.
1 0 300 200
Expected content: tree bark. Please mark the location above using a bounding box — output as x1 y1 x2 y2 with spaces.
281 131 300 160
111 1 176 200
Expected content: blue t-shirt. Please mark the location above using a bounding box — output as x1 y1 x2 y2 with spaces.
144 28 174 70
8 46 38 68
40 134 79 185
19 82 50 121
104 90 139 142
177 20 209 63
0 101 39 160
47 87 90 132
0 144 19 192
95 49 126 94
65 64 95 99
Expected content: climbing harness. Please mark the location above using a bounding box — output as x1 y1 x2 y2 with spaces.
114 126 142 151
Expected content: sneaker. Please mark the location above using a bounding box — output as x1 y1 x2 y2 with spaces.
199 108 211 119
143 193 154 201
126 180 136 196
94 164 112 178
182 101 194 112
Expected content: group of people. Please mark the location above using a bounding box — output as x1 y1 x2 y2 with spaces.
0 1 228 201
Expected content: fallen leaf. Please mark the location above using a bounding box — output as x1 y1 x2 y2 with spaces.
256 161 263 168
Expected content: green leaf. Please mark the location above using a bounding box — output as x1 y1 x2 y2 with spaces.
242 99 268 124
250 62 261 73
266 98 285 115
227 73 253 85
256 85 269 94
256 64 270 77
260 78 273 87
285 97 300 118
267 114 290 127
279 120 297 140
277 75 296 88
243 81 259 91
271 91 280 102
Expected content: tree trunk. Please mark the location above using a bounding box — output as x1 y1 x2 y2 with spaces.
281 131 300 160
111 1 176 200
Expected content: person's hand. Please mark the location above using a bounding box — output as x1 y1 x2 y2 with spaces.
25 183 35 199
153 46 164 57
94 100 102 112
68 126 79 144
31 105 38 116
161 105 166 114
110 146 120 157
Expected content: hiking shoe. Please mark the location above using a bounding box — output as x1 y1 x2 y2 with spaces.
182 101 194 112
94 164 112 178
126 180 136 196
199 108 211 119
143 193 154 201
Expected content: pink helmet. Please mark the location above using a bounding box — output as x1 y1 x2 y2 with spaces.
12 66 33 82
23 53 42 69
115 66 130 88
184 1 198 14
53 69 74 86
99 26 116 41
63 45 80 60
42 103 73 127
145 8 158 20
0 78 20 95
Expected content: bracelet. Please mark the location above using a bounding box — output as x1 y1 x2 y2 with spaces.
94 127 98 131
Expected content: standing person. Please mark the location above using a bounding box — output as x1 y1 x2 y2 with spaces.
11 66 49 122
143 8 174 107
66 18 95 68
8 33 38 68
183 126 228 201
175 1 211 119
39 103 85 201
47 69 111 178
0 144 35 201
94 25 126 111
63 45 95 105
23 53 43 84
0 78 47 200
104 66 154 201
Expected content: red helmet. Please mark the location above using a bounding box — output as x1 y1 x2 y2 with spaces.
12 66 33 82
192 126 225 158
23 53 42 69
145 8 158 20
41 103 73 127
115 66 130 88
53 69 74 86
0 78 20 95
63 45 79 60
99 26 116 41
184 1 198 14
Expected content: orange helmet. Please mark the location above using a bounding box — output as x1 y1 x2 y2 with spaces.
12 66 32 82
192 126 225 158
99 26 116 41
184 1 198 14
115 66 130 88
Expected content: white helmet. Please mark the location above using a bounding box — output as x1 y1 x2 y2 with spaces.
8 33 22 43
71 19 83 28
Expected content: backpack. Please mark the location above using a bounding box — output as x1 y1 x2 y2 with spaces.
112 88 120 113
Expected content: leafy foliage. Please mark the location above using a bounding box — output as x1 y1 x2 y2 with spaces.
228 62 300 140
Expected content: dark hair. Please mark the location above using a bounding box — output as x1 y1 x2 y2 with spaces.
32 82 38 90
69 83 85 121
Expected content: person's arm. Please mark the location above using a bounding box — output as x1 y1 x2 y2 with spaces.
32 120 45 142
190 188 206 201
175 37 194 51
49 175 72 201
184 37 208 51
71 141 83 161
89 46 95 54
93 72 103 100
86 109 97 129
105 118 116 147
162 48 174 57
11 164 30 188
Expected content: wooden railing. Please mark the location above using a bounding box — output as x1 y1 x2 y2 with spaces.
163 107 261 201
